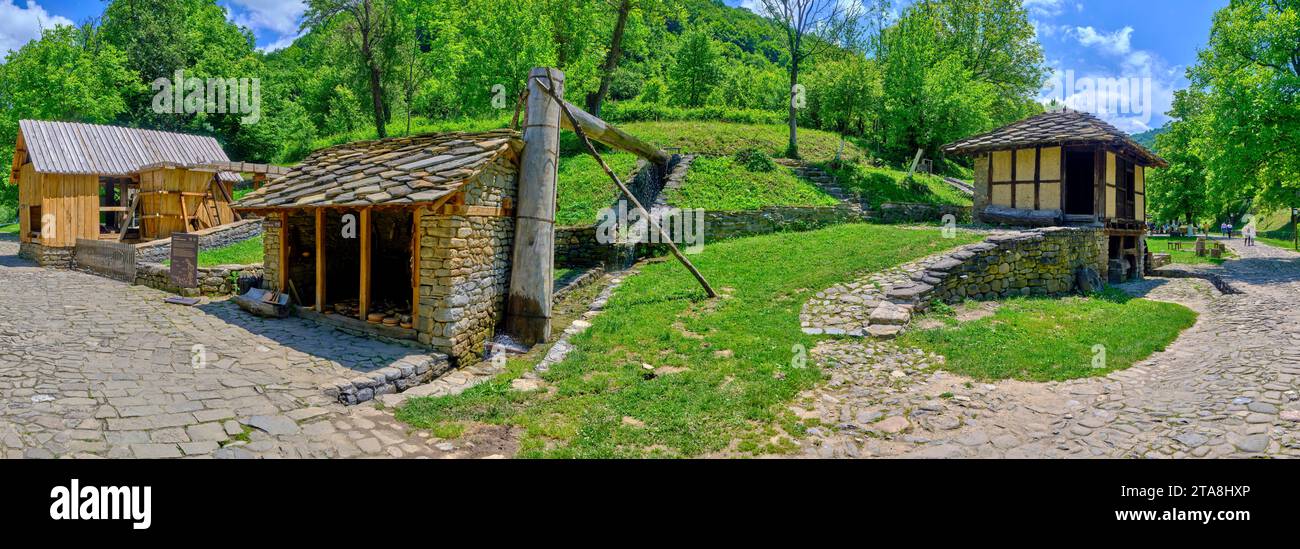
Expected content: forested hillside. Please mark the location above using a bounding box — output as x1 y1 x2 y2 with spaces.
0 0 1049 222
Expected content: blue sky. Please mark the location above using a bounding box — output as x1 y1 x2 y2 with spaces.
5 0 1224 131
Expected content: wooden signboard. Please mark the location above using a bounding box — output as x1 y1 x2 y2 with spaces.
74 239 137 283
170 233 199 288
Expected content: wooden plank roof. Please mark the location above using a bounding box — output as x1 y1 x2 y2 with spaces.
942 109 1167 167
233 129 522 211
15 120 241 181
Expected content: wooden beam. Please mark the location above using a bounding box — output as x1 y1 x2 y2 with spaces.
358 207 371 322
315 208 325 312
1033 146 1042 211
278 211 289 293
557 99 670 166
411 207 421 332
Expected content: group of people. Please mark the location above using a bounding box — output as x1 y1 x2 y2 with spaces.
1220 221 1258 246
1152 220 1257 246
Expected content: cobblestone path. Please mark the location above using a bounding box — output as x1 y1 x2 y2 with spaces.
0 237 514 458
790 237 1300 458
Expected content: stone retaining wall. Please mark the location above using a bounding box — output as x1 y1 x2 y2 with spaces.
920 227 1108 303
324 354 454 405
555 204 865 268
134 218 263 264
876 202 973 224
134 261 265 296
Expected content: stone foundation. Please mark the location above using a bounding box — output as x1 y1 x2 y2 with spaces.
876 202 973 224
18 241 74 268
924 227 1108 303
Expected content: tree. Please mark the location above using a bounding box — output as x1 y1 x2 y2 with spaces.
1145 91 1208 225
1186 0 1300 216
0 24 141 219
756 0 867 159
585 0 676 117
878 0 1043 160
306 0 395 138
669 30 721 107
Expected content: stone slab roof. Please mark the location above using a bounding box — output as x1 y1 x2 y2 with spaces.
942 109 1167 167
233 129 521 210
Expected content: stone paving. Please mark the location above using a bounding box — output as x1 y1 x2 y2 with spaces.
0 236 513 458
789 237 1300 458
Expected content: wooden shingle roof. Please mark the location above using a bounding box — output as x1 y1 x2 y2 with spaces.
15 120 240 182
942 109 1167 167
233 130 522 210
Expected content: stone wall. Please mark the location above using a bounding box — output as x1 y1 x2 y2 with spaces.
554 204 866 268
134 218 264 264
417 162 517 364
875 202 973 224
262 214 284 291
134 262 264 296
325 354 453 405
17 241 73 268
920 227 1108 303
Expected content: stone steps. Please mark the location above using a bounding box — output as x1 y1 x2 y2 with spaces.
785 161 867 214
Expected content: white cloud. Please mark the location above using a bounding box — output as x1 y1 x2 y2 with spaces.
1072 25 1134 56
0 0 74 56
227 0 306 36
258 32 301 53
1023 0 1066 18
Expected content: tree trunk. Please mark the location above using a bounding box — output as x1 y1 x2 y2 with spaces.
585 0 631 117
368 59 387 138
787 58 800 159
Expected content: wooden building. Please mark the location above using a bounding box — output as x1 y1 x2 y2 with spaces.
7 120 282 261
233 130 522 365
943 109 1167 281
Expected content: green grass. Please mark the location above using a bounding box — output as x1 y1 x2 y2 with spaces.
665 157 839 211
556 152 639 227
395 223 983 458
165 235 264 267
0 223 18 235
1257 235 1299 251
900 290 1196 382
1147 236 1233 265
818 161 972 207
618 121 864 162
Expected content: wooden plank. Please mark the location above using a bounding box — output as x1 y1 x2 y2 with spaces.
411 207 421 332
1033 146 1042 210
278 211 289 292
1010 149 1018 209
358 207 371 321
315 208 325 312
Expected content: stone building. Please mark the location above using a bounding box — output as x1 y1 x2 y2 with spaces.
943 109 1167 282
233 130 522 365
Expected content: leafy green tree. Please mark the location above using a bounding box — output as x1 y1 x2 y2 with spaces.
755 0 871 159
1187 0 1300 215
1145 90 1208 225
0 24 141 215
670 30 721 107
305 0 396 138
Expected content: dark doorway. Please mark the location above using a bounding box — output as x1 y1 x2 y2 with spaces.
1064 149 1095 215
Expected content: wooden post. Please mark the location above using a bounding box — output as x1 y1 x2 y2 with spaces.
314 208 325 312
359 207 371 321
278 210 289 292
557 100 670 166
505 67 564 345
411 207 421 330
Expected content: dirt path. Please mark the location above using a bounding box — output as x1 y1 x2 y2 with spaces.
788 236 1300 458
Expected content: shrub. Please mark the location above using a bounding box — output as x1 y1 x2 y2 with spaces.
732 148 776 172
602 101 784 126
